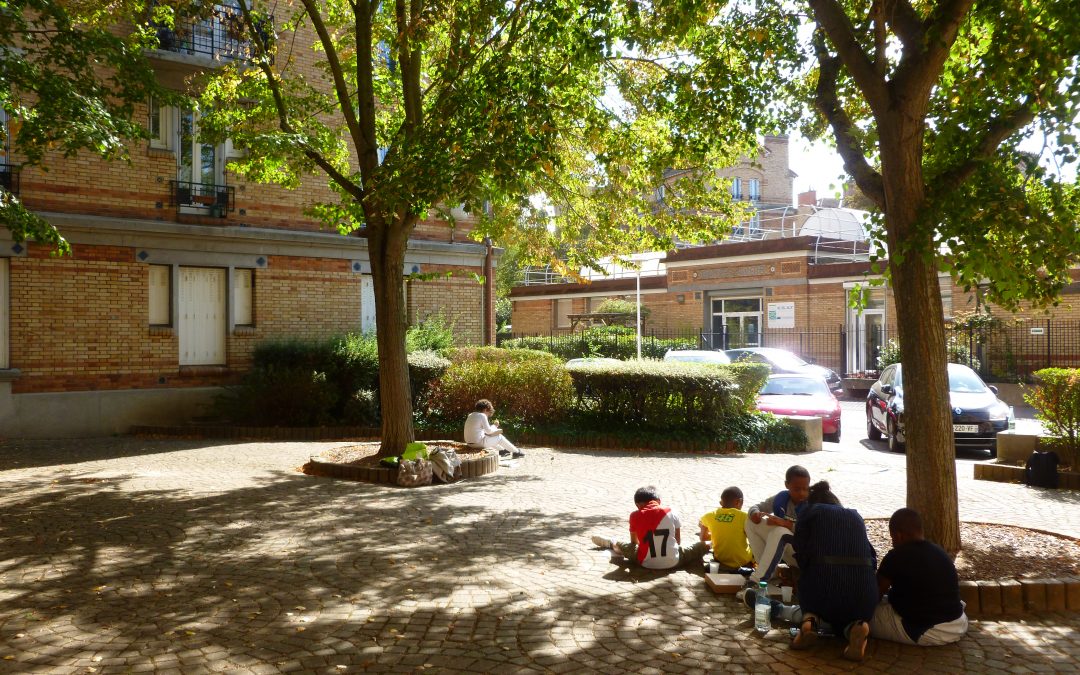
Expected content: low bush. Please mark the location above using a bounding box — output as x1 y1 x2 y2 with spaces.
1025 368 1080 468
217 364 338 427
406 314 457 353
567 359 770 433
502 326 697 360
425 348 574 425
450 346 559 364
408 350 452 409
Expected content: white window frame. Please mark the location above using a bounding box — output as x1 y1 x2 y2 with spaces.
747 178 761 201
233 268 254 326
149 98 175 150
0 258 8 369
148 264 172 326
730 177 741 199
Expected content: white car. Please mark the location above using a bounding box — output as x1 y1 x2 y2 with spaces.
565 357 623 368
662 349 732 364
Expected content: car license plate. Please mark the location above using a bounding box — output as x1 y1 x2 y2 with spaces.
953 424 979 433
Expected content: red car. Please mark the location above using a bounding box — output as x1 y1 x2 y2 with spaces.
756 374 842 443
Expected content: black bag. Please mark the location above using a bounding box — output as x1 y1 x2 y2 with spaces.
1024 450 1060 488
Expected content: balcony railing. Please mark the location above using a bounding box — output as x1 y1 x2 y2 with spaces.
154 4 273 63
0 163 18 195
169 180 235 218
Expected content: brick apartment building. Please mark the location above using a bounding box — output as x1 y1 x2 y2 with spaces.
510 137 1080 378
0 7 495 438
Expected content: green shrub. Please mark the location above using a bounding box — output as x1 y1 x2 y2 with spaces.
426 348 574 424
408 350 451 409
593 298 651 323
216 365 337 426
406 314 457 353
1025 368 1080 468
876 336 980 371
502 326 697 360
715 412 808 453
451 346 560 364
567 359 769 434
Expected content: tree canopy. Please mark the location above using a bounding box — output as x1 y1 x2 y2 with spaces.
0 0 179 252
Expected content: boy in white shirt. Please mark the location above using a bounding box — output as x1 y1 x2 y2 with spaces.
464 399 524 458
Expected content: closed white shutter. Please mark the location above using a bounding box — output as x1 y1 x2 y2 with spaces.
0 258 8 369
233 268 253 325
360 275 377 333
179 267 226 365
148 265 171 325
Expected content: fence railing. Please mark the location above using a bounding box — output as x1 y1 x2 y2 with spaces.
498 320 1080 383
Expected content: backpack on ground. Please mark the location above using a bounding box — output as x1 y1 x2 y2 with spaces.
1024 450 1060 489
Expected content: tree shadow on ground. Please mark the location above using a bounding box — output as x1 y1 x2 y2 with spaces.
0 441 1076 672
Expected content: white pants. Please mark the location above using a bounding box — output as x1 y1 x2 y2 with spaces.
744 518 796 582
870 597 968 646
480 434 519 454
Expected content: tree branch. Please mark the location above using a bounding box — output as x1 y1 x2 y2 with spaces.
396 0 423 135
886 0 926 50
354 0 379 177
297 0 367 160
872 0 887 77
892 0 973 100
933 103 1037 196
813 34 885 208
807 0 888 113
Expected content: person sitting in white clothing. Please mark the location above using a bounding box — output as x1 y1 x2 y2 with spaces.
464 399 524 458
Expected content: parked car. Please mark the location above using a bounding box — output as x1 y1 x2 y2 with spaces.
565 357 623 368
866 363 1011 456
725 347 842 391
756 374 842 443
663 349 732 364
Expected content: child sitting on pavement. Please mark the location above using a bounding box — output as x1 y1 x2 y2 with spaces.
591 486 710 570
698 486 754 573
871 508 969 646
744 465 812 585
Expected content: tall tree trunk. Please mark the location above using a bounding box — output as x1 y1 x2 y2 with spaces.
369 223 415 457
880 118 962 556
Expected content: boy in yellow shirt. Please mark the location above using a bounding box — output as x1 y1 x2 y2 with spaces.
699 486 754 573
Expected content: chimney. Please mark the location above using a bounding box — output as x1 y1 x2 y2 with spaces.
798 190 817 206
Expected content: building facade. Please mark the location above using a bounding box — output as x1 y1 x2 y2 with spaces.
0 7 495 438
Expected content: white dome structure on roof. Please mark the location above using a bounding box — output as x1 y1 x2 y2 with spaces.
798 207 869 241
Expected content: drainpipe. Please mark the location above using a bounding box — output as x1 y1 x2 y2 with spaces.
483 237 495 345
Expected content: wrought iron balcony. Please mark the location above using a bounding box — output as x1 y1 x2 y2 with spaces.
154 4 273 64
0 163 18 195
169 180 235 218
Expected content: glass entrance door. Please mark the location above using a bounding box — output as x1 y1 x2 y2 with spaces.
846 289 886 372
711 297 762 349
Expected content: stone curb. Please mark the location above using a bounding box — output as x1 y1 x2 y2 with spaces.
961 576 1080 617
973 462 1080 490
130 424 798 454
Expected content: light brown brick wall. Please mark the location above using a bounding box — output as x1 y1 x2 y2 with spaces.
406 263 485 345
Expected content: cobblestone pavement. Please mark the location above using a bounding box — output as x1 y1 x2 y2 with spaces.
0 406 1077 674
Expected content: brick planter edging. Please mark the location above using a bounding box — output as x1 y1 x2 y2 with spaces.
302 449 499 485
960 576 1080 617
973 462 1080 490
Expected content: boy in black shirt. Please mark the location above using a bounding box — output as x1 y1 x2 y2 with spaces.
871 508 969 646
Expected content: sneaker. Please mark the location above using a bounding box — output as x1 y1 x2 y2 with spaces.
511 450 525 458
498 449 511 457
591 535 614 550
736 566 755 578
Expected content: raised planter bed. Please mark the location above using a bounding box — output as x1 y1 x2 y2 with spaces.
959 576 1080 616
973 462 1080 490
303 449 499 485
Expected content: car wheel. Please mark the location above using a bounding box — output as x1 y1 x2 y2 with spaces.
866 407 881 440
988 442 997 459
887 418 906 453
825 424 841 444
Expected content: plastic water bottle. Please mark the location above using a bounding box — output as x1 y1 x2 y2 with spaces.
755 581 771 634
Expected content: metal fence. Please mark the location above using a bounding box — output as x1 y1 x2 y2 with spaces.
499 320 1080 382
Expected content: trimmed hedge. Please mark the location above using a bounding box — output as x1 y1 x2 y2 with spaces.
567 359 770 433
426 348 574 425
1025 368 1080 468
502 326 698 360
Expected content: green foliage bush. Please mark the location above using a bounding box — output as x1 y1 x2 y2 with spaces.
593 298 651 323
406 314 457 353
408 350 452 409
566 360 770 434
217 363 338 427
1025 368 1080 468
876 336 980 372
426 348 574 424
502 326 697 360
451 346 560 364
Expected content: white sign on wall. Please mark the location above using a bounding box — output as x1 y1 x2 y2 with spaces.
768 301 795 329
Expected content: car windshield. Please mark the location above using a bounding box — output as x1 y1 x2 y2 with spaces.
948 365 988 393
759 377 829 396
760 349 808 369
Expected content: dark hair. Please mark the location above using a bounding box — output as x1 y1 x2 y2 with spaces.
807 480 841 505
889 508 924 537
785 465 811 482
634 486 661 505
720 486 743 505
474 399 494 412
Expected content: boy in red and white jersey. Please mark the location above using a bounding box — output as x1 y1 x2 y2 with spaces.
591 486 709 570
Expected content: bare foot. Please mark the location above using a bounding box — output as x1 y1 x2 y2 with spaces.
844 620 869 662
